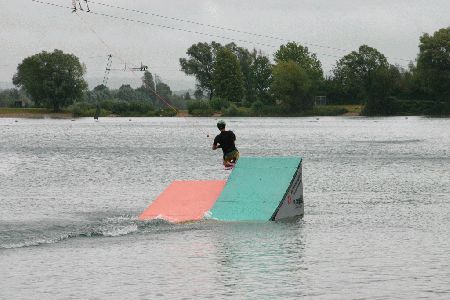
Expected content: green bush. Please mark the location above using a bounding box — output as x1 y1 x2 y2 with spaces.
222 103 238 116
97 99 114 112
362 98 449 116
237 106 252 116
69 102 96 117
309 105 348 116
70 99 159 117
427 101 450 116
209 97 230 111
362 96 401 116
260 105 283 116
96 99 128 115
251 100 264 115
99 99 134 115
190 108 214 116
158 108 177 117
395 99 448 116
222 104 252 116
128 100 154 114
188 100 213 116
110 101 129 115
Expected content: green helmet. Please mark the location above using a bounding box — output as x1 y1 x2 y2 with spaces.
217 120 226 129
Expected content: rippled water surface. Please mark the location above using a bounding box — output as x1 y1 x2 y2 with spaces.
1 117 449 299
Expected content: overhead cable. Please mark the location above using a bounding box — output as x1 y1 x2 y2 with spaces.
89 0 412 63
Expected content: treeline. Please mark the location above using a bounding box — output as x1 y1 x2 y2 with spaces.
9 49 185 116
8 27 449 117
181 27 449 116
0 89 31 108
180 41 322 116
71 73 186 117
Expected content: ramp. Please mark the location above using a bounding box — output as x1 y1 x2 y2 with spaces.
139 180 226 223
210 157 303 221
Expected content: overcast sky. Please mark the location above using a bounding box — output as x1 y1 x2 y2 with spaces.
1 0 449 90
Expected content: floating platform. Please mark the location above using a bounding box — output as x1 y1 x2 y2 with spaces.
210 157 303 221
139 157 303 223
138 180 226 223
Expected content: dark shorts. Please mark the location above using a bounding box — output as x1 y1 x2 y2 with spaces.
223 149 240 163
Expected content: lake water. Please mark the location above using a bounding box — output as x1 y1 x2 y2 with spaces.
1 116 449 299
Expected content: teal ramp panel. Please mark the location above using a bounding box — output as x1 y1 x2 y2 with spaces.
210 157 302 221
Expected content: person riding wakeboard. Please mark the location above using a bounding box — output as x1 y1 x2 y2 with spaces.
212 120 240 167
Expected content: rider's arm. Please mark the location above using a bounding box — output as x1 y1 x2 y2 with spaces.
212 136 221 150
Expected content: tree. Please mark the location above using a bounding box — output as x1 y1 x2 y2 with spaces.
142 71 155 91
184 92 191 100
180 42 223 100
271 61 313 112
85 84 111 103
12 49 87 112
93 84 108 93
116 84 136 101
252 53 273 104
274 42 323 88
194 89 204 100
141 71 155 95
399 63 426 100
362 66 399 116
156 81 172 100
168 94 187 110
332 45 390 103
225 43 257 103
212 47 244 102
139 70 157 103
135 87 153 103
0 89 29 107
416 27 450 103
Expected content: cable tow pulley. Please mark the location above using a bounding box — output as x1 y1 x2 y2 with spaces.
71 0 90 13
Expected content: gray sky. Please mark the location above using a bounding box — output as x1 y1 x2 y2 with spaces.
1 0 449 90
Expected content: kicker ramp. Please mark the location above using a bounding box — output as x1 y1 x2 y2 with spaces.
210 157 304 221
139 181 226 223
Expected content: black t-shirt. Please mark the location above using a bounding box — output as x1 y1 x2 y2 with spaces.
213 131 237 155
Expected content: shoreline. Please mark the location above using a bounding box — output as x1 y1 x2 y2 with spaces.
1 106 447 118
0 113 73 119
0 108 72 119
1 107 361 118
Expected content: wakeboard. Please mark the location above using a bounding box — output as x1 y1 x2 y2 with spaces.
224 162 236 170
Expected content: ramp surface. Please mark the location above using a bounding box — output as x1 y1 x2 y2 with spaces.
139 180 226 223
210 157 302 221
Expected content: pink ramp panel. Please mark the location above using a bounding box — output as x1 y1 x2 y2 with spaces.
139 181 226 223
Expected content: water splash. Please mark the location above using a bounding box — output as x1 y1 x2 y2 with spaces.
0 215 176 249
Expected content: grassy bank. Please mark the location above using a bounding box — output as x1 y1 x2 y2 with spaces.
0 108 72 118
0 105 362 118
187 101 361 117
340 105 363 116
